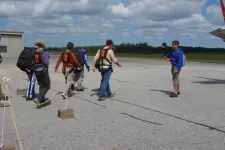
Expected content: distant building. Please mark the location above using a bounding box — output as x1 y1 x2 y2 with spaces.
0 31 24 57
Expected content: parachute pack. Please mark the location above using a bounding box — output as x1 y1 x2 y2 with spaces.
34 50 45 64
75 51 84 65
62 50 72 64
16 47 36 72
95 49 112 72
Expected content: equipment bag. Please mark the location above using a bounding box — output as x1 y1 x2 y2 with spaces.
96 49 113 72
16 47 36 72
62 51 71 64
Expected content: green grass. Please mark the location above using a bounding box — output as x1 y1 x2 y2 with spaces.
50 52 225 64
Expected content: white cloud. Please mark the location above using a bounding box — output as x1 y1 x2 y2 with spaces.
0 0 106 18
108 0 207 21
0 0 222 46
207 5 224 25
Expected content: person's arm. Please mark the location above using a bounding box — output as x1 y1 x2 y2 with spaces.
71 53 82 68
163 51 172 61
176 51 183 69
83 53 90 70
41 51 49 67
54 52 62 71
108 50 121 67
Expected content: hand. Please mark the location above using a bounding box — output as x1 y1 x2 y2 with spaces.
173 68 179 73
54 68 57 72
92 67 96 72
117 63 121 67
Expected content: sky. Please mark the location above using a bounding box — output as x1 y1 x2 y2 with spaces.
0 0 224 48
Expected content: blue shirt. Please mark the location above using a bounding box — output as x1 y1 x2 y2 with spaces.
77 49 90 69
163 48 183 69
35 49 49 71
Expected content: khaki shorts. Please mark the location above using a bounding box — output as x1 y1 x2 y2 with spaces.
171 66 180 86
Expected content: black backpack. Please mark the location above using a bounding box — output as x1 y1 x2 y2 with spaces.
75 51 84 65
16 47 36 72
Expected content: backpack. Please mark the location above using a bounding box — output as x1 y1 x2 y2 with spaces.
95 49 112 72
61 50 72 64
34 50 45 64
75 51 84 65
16 47 36 72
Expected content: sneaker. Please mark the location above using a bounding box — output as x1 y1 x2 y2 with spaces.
169 92 178 97
98 97 105 101
71 84 75 91
61 93 68 99
33 98 40 104
77 88 84 91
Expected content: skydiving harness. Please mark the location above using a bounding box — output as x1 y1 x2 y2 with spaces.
98 49 113 73
34 50 48 69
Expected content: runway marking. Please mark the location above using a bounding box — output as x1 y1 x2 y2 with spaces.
110 98 225 134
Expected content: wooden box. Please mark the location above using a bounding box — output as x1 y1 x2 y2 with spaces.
0 145 16 150
16 89 26 95
58 108 74 119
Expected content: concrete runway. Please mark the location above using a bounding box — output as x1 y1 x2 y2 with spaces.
0 56 225 150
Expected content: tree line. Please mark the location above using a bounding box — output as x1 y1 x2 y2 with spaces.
28 42 225 54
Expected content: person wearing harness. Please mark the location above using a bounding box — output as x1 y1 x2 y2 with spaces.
92 39 121 101
73 47 90 91
54 42 82 99
162 40 184 97
32 39 51 105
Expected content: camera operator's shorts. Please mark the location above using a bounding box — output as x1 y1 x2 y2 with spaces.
171 66 180 86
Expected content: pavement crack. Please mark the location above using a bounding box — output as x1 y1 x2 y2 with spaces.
74 95 107 108
111 98 225 134
120 113 162 125
111 77 156 89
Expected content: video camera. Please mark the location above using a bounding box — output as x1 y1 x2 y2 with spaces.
161 42 171 52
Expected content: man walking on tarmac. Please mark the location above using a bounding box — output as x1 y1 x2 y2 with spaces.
54 42 82 99
73 47 90 91
92 39 121 101
162 40 185 97
33 40 51 105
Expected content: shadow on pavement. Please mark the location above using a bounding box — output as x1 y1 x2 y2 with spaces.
150 89 172 96
192 76 225 84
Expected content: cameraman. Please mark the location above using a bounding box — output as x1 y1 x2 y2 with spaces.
161 40 183 98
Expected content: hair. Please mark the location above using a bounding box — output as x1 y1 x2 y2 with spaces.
36 42 44 48
35 39 45 48
172 40 179 45
67 42 74 49
106 39 113 46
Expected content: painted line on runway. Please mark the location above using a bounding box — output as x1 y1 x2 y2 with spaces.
110 98 225 134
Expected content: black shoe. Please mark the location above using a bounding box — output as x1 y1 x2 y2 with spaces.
71 84 75 91
169 92 178 97
77 89 84 91
177 92 180 95
26 97 35 100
